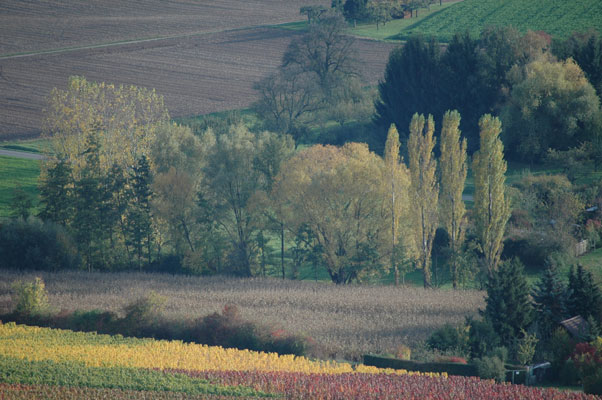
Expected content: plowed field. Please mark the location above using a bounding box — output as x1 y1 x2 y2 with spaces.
0 1 397 139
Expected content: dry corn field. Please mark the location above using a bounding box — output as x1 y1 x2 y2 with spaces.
0 0 397 139
0 270 484 360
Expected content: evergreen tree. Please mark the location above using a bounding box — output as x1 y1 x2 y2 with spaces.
374 36 442 143
473 114 511 276
567 265 602 323
482 258 533 346
38 159 73 226
72 125 106 271
408 113 439 288
439 110 467 289
106 163 133 268
127 155 154 270
532 262 568 340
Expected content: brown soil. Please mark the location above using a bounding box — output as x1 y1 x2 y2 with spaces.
0 25 396 139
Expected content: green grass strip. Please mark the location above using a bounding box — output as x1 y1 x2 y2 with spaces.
0 355 268 397
0 156 40 218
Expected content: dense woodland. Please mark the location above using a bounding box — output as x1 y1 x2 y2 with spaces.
3 2 602 393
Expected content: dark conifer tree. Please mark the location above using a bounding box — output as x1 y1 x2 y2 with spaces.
532 263 568 340
72 125 106 271
38 159 73 226
127 155 154 270
482 258 533 346
567 265 602 323
374 35 442 144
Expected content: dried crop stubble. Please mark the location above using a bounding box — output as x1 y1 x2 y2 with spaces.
0 270 484 359
0 0 330 55
0 27 396 139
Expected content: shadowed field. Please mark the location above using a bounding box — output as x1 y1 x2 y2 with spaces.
0 270 484 359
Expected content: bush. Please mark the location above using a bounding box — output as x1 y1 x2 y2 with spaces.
427 323 468 354
583 367 602 395
120 292 167 336
0 218 80 271
467 318 501 359
11 277 50 317
474 356 506 382
60 309 119 334
190 304 309 356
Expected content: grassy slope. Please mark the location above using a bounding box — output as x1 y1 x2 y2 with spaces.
0 156 40 218
395 0 602 41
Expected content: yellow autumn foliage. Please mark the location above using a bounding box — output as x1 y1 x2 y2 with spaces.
0 322 444 378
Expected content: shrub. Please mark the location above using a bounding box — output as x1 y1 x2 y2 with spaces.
65 310 119 334
474 355 506 382
120 292 167 336
395 344 412 360
190 305 308 356
515 329 538 365
583 367 602 395
547 328 576 380
427 323 468 354
11 277 50 317
467 318 501 359
267 329 310 356
0 218 80 271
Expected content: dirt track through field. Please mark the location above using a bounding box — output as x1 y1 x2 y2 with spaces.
0 0 397 139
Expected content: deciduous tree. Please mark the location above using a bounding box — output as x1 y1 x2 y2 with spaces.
439 110 467 289
384 124 412 285
408 113 438 288
44 76 169 177
473 114 511 276
273 143 392 284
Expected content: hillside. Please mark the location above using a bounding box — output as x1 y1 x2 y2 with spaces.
394 0 602 41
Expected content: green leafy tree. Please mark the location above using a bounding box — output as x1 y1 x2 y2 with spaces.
439 110 467 289
473 114 511 276
273 143 392 284
482 258 533 346
553 30 602 98
200 125 272 276
343 0 369 23
502 58 600 160
408 113 438 288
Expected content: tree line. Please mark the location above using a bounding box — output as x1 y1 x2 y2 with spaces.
2 73 512 289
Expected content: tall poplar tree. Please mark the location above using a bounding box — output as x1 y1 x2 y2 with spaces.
384 124 403 285
408 113 438 288
439 110 467 289
473 114 511 276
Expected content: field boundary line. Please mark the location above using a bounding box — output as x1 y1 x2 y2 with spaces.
0 23 303 60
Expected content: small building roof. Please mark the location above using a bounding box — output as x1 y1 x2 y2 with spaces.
560 315 589 339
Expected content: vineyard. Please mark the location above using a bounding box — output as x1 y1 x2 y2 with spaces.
0 322 596 399
396 0 602 41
